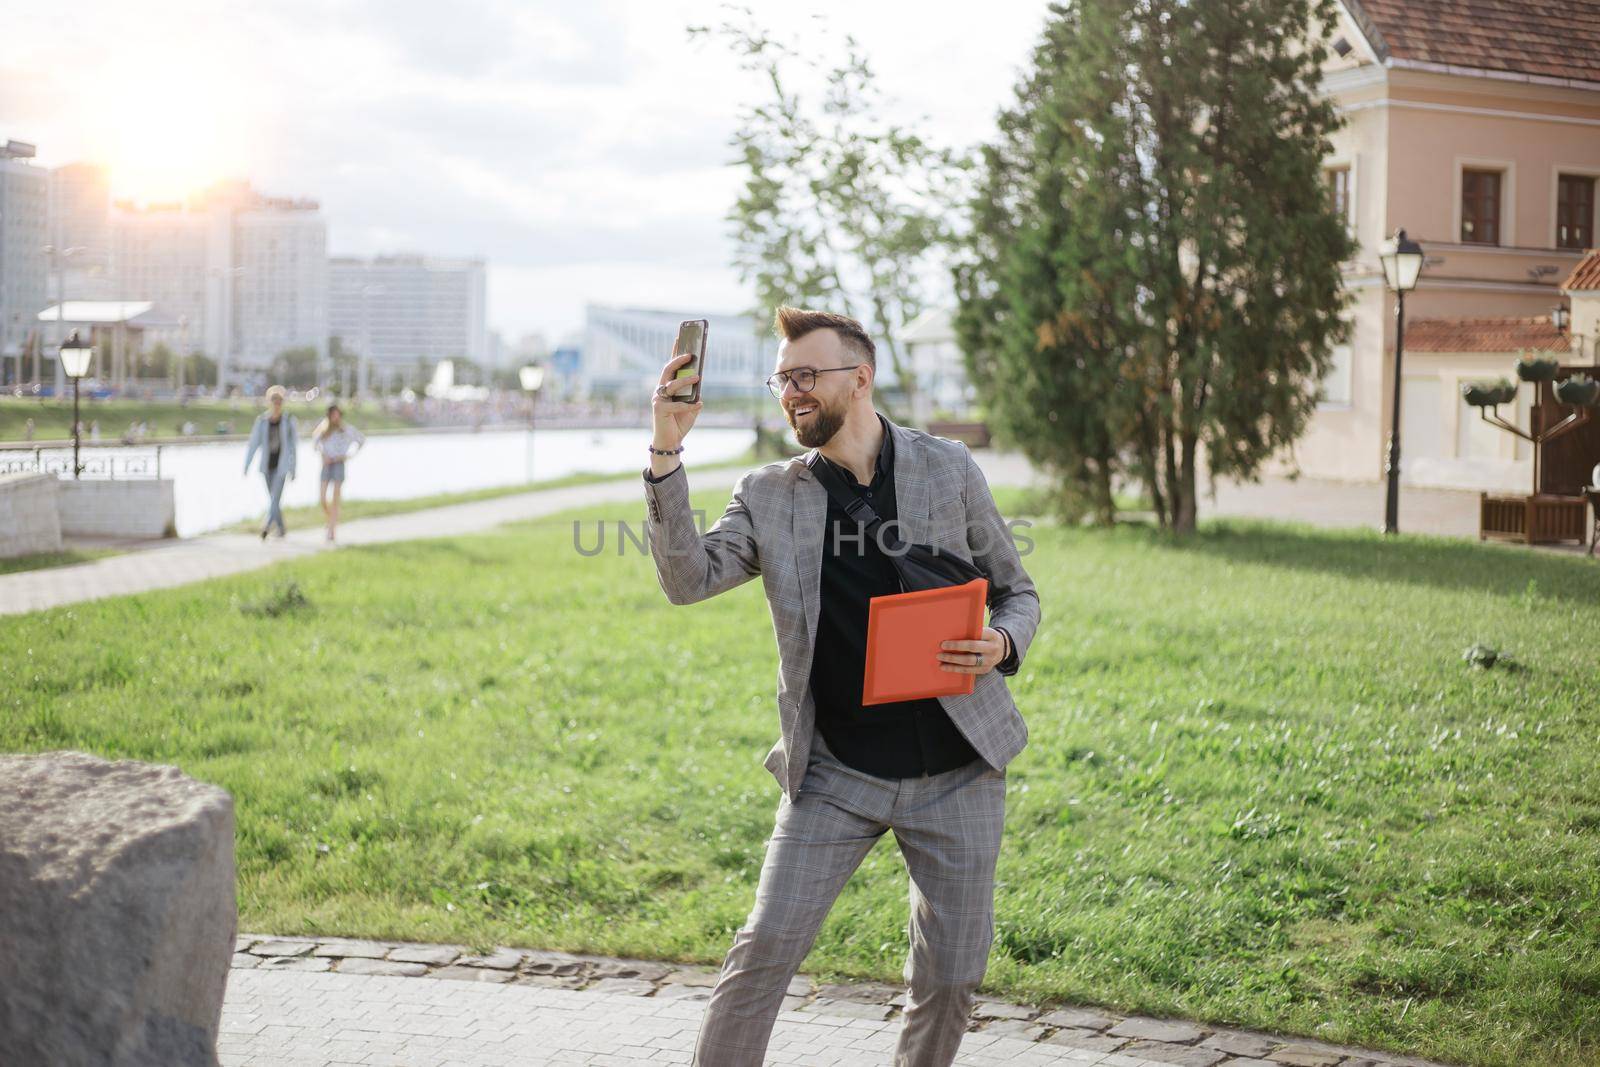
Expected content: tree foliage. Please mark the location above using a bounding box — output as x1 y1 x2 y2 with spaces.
954 0 1356 531
689 7 969 409
271 346 321 389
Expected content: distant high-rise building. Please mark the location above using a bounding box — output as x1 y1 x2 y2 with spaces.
47 162 112 300
108 180 328 388
232 194 328 369
108 202 207 356
328 255 488 376
0 141 48 368
583 304 771 399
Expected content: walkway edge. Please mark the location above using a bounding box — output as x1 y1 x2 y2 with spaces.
230 933 1455 1067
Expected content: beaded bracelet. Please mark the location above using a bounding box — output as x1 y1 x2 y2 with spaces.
648 443 684 456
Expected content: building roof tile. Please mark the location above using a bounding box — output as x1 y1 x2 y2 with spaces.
1347 0 1600 84
1561 250 1600 291
1407 316 1571 352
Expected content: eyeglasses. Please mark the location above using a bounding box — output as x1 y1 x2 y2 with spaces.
765 365 863 399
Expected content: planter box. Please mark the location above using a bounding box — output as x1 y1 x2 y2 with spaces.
1479 493 1589 546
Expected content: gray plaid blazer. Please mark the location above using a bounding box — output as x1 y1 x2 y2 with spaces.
642 416 1040 801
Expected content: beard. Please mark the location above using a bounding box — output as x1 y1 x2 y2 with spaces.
788 394 847 447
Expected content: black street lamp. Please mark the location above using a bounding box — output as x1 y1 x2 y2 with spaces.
1551 302 1594 364
60 330 95 479
1378 228 1425 535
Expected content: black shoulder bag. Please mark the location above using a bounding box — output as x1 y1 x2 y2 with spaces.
805 453 985 593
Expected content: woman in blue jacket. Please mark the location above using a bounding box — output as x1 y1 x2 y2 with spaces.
243 385 298 539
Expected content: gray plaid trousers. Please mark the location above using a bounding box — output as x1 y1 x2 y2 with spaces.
693 730 1007 1066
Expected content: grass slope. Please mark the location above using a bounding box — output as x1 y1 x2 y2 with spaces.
0 398 417 441
3 491 1596 1066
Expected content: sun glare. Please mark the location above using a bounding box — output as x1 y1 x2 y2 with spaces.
88 53 253 203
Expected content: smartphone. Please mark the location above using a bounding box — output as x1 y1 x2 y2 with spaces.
672 319 709 403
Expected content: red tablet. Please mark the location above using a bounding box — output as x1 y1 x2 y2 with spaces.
862 577 989 706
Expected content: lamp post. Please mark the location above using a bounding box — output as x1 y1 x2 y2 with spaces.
519 364 546 483
1378 228 1425 535
1551 304 1586 364
60 330 95 479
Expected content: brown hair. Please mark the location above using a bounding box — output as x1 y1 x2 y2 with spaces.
312 403 342 442
773 306 876 369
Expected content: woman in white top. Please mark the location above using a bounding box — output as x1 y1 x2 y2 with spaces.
311 403 366 542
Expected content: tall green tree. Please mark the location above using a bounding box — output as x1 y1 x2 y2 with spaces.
955 0 1355 532
689 8 968 412
955 6 1146 525
270 346 321 389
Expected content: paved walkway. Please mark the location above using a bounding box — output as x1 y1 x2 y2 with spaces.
0 451 1052 616
0 469 750 615
1203 476 1483 539
221 935 1448 1067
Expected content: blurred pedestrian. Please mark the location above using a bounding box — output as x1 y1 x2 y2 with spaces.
311 402 365 542
243 384 298 539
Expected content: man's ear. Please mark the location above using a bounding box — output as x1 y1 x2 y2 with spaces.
856 363 874 394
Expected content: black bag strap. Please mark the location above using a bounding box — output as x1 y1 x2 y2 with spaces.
804 451 986 589
806 451 890 539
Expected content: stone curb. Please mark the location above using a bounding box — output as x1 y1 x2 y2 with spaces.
232 934 1456 1067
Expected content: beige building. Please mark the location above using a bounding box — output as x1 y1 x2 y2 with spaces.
1286 0 1600 492
109 180 327 390
901 307 980 424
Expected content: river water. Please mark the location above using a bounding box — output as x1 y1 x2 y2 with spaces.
21 427 755 537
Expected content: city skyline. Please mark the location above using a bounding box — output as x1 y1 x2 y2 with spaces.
3 1 1048 343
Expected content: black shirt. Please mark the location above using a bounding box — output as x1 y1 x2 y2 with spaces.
642 415 1012 779
266 417 281 471
807 414 982 779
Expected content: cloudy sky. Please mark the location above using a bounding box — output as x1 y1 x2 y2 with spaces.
4 1 1047 345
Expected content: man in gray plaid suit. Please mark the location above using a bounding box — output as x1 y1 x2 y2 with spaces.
642 307 1040 1066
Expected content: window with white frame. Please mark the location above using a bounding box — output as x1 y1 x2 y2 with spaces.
1325 165 1352 232
1319 343 1352 407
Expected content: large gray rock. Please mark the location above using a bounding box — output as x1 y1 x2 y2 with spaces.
0 751 237 1066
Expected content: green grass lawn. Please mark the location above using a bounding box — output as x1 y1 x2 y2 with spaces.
3 490 1597 1066
0 397 418 441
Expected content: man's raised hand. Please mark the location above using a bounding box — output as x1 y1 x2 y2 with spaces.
652 352 703 448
